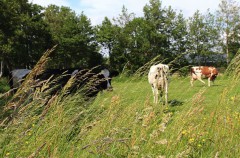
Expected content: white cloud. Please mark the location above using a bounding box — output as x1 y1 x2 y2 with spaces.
75 0 149 25
30 0 70 7
31 0 221 25
162 0 220 17
31 0 149 25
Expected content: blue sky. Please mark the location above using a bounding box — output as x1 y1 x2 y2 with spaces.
31 0 221 25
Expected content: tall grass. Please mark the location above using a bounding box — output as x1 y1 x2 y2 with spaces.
0 52 240 157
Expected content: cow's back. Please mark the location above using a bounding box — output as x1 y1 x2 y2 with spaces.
148 65 158 84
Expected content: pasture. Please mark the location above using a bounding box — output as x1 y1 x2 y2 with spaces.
0 73 240 157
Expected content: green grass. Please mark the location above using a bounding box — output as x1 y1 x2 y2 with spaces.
0 74 240 157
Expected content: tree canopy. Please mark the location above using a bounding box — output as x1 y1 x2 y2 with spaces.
1 0 240 75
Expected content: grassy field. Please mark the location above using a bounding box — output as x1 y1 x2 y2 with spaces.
0 72 240 158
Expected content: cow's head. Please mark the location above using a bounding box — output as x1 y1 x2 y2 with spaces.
100 69 113 90
210 68 218 81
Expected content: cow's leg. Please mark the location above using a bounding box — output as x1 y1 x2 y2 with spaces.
151 86 155 103
159 89 163 103
164 91 168 105
165 80 168 105
152 85 158 104
190 77 195 86
208 77 211 87
155 88 160 104
197 76 205 85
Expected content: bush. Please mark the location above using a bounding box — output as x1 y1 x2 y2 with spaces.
0 78 10 93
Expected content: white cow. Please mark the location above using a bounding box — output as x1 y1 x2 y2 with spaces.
148 64 169 105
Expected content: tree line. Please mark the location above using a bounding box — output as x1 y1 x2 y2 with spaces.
0 0 240 76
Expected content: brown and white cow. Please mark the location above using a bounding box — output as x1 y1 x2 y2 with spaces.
148 63 169 105
190 66 218 87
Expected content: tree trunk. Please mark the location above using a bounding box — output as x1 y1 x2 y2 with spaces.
0 61 3 77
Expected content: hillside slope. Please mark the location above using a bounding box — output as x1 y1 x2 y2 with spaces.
0 72 240 157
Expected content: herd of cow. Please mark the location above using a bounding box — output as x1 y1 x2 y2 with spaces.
148 64 219 105
5 64 219 104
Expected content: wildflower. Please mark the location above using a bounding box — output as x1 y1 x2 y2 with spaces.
6 152 10 156
202 139 206 142
28 132 32 136
188 138 194 143
155 139 168 145
198 144 202 148
182 130 187 135
32 124 35 127
132 146 140 151
26 141 29 144
32 116 37 120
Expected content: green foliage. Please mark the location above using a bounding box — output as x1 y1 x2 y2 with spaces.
0 78 10 93
0 0 51 70
216 0 240 64
0 78 10 117
187 10 221 65
44 5 102 68
225 49 240 77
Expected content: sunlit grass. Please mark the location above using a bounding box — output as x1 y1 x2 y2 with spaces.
0 69 240 157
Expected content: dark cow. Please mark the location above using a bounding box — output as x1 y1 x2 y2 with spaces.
9 67 113 97
9 69 31 90
190 66 218 87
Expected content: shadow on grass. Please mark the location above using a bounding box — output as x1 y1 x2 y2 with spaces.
168 99 183 107
193 84 221 87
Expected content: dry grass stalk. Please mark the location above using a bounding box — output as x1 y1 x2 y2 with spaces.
2 45 57 125
27 142 46 158
133 55 164 77
225 50 240 77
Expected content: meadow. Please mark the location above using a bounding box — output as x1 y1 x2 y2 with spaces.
0 69 240 157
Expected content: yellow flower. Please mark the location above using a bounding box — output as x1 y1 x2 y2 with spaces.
182 130 187 135
28 132 32 136
188 138 194 143
202 139 206 142
26 141 29 144
198 144 202 148
32 124 35 127
6 153 10 156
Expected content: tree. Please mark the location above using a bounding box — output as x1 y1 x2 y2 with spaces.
119 17 150 72
95 17 116 57
217 0 240 64
228 23 240 57
0 0 51 74
143 0 169 60
96 0 190 73
187 10 220 65
44 5 102 68
162 6 188 67
113 5 135 28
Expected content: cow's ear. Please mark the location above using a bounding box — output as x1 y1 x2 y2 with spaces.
164 66 168 71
